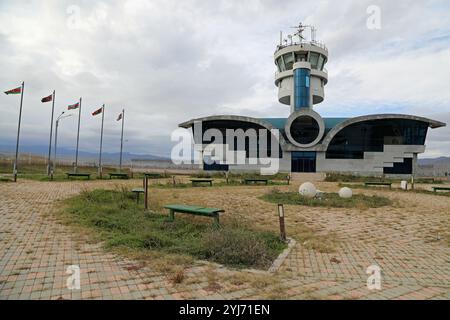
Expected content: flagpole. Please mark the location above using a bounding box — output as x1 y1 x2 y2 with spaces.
119 109 125 173
47 90 56 176
98 104 105 178
74 97 82 173
13 81 25 182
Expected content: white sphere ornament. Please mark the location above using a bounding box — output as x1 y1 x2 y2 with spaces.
299 182 317 198
339 187 353 199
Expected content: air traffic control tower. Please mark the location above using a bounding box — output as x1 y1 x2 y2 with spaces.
180 23 445 175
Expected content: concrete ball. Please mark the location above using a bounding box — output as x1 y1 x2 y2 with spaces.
339 187 353 199
299 182 317 198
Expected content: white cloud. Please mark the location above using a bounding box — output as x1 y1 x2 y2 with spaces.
0 0 449 158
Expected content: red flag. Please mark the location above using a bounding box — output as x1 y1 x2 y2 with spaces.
92 107 103 116
116 113 123 121
41 94 53 103
4 87 22 95
68 102 79 110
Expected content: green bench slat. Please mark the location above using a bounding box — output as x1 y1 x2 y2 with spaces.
164 204 223 215
66 173 91 179
365 182 391 185
132 188 145 193
432 187 450 191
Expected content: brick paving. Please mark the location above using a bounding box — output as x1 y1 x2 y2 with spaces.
0 179 449 300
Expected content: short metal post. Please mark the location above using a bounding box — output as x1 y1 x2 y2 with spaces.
172 175 176 186
144 175 148 210
287 174 291 185
278 204 286 242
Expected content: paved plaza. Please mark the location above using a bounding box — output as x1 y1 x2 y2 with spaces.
0 179 449 300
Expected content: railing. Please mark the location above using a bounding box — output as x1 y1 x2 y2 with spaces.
275 40 328 53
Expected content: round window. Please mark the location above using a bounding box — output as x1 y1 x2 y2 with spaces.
290 116 320 145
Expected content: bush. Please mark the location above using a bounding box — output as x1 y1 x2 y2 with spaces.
62 189 286 269
261 189 392 209
201 227 284 269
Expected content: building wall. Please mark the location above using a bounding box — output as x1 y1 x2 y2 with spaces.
316 145 424 175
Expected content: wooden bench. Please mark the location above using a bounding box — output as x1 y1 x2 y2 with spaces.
66 173 91 180
131 188 145 203
432 186 450 193
190 179 213 187
144 173 163 179
244 178 269 185
109 173 129 179
163 204 224 226
364 182 392 189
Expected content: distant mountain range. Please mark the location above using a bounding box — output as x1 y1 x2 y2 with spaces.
418 157 450 167
1 143 448 167
0 144 169 164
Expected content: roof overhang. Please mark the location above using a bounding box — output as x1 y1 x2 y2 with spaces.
179 115 288 146
319 114 446 151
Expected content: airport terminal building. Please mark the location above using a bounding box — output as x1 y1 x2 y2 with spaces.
179 24 446 175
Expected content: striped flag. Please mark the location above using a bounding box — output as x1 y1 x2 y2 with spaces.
4 87 21 95
116 112 123 121
41 94 53 103
68 102 79 110
92 107 103 116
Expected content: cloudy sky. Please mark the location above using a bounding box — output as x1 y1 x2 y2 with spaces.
0 0 449 158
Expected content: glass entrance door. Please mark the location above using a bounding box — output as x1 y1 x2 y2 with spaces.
291 152 316 172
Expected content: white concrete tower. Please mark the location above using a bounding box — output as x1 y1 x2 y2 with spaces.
274 23 328 114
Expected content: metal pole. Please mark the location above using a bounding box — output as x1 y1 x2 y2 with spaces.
98 104 105 178
54 119 59 174
47 90 56 176
119 109 124 173
144 175 148 210
74 97 82 173
13 82 25 182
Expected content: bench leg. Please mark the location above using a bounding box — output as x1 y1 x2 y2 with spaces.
136 193 140 204
213 215 220 227
169 209 175 221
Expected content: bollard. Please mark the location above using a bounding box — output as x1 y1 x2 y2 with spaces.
277 204 286 242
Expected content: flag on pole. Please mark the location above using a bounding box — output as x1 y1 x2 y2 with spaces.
68 102 79 110
41 94 53 103
116 112 123 121
92 107 103 116
4 87 22 95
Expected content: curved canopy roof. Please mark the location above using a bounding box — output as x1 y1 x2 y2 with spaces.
179 114 445 149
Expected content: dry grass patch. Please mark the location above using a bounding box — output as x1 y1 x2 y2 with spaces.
261 189 393 209
59 188 286 270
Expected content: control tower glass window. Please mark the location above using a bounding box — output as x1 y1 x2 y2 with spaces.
295 52 307 62
276 57 285 72
283 53 294 70
309 52 319 69
317 55 325 71
290 115 320 145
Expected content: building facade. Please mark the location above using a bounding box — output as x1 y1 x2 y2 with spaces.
179 24 446 175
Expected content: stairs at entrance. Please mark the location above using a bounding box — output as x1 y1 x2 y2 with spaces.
290 172 326 182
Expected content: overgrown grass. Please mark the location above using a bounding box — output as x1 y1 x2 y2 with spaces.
325 172 445 184
260 189 392 209
192 172 289 181
0 161 132 181
324 173 393 183
60 189 286 269
339 183 450 198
